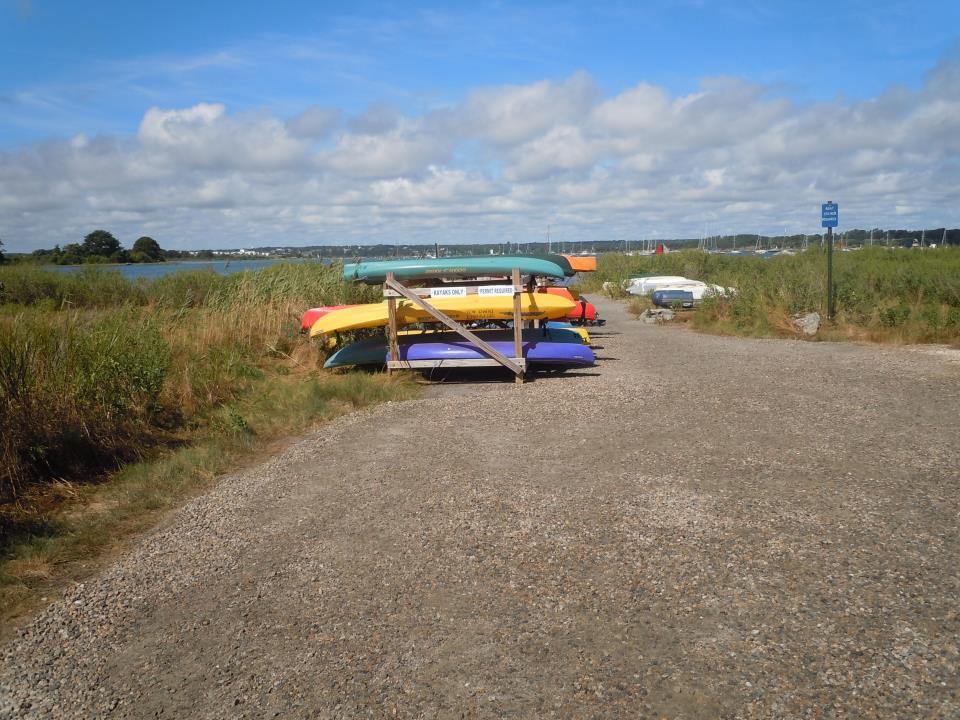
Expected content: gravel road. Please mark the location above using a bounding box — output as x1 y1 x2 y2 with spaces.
2 296 958 719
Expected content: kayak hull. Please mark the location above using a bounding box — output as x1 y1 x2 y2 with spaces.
397 340 595 367
537 288 601 325
324 327 588 368
342 256 567 284
651 289 697 308
310 293 576 336
561 255 597 272
301 305 356 331
565 300 598 323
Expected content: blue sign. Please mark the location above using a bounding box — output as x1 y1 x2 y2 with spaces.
821 202 839 228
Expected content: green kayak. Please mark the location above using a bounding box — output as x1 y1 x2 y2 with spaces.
342 255 567 284
524 254 577 276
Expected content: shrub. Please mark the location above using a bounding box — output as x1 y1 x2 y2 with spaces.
583 248 960 342
0 309 170 499
0 261 383 500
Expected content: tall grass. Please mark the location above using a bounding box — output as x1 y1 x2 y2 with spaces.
584 248 960 343
0 262 383 504
0 309 169 499
0 265 146 308
0 262 416 625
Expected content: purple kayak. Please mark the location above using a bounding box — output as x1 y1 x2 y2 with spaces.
391 340 595 367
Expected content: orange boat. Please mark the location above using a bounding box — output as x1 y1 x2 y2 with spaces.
561 255 597 272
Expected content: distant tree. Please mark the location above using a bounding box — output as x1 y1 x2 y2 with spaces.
81 229 121 258
59 243 84 265
0 238 6 265
131 236 165 262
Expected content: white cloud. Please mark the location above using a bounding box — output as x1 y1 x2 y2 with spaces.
320 118 450 178
2 60 960 251
138 104 307 171
286 106 341 139
504 125 601 182
454 71 598 146
347 103 402 135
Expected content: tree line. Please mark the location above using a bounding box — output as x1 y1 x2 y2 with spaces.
25 230 191 265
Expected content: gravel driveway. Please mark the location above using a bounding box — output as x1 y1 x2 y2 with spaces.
2 296 958 719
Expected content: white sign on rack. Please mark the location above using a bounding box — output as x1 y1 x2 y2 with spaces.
429 286 468 298
477 285 515 296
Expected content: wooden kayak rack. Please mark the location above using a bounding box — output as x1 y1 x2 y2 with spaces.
384 269 527 384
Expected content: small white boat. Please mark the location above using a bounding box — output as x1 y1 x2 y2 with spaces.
625 275 695 295
627 275 736 298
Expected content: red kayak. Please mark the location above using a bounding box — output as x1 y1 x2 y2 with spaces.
537 287 601 325
566 299 598 323
301 305 356 331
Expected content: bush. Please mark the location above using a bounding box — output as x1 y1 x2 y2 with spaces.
0 309 170 499
583 248 960 343
0 261 382 501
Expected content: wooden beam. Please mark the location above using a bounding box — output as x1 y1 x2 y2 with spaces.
512 268 523 385
383 276 524 376
386 272 400 372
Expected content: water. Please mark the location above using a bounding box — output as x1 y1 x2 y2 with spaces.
49 258 325 280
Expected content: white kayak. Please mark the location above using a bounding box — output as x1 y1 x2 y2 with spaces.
654 283 733 300
625 275 690 295
626 275 734 298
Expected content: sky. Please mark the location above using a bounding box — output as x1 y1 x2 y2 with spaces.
1 0 959 251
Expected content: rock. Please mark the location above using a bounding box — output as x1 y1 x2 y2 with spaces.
792 312 821 336
641 308 675 324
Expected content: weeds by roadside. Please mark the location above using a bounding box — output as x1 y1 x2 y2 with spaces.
0 262 415 629
0 263 381 501
582 248 960 344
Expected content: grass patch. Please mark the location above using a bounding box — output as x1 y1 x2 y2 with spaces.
626 295 652 318
583 248 960 344
0 261 416 632
0 262 381 501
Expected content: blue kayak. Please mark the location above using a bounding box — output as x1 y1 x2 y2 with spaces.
324 327 588 368
397 339 595 368
651 289 696 309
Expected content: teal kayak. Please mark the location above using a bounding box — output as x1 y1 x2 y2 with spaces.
342 255 567 284
524 254 577 276
324 327 587 368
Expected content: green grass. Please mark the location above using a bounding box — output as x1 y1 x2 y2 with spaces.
0 262 416 629
584 247 960 343
0 262 384 501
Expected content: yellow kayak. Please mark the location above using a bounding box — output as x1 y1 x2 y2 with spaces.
310 293 576 337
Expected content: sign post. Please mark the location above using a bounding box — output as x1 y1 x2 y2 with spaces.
821 201 838 320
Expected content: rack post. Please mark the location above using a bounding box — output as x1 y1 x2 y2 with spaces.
383 276 525 378
386 271 400 374
512 268 523 384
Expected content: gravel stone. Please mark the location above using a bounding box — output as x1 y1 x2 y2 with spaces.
1 296 957 719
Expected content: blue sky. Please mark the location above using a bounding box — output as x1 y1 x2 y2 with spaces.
1 0 959 249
